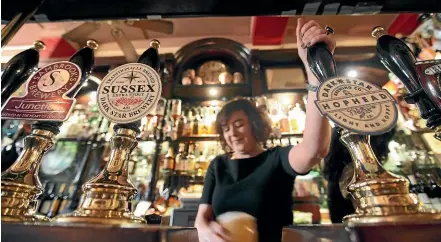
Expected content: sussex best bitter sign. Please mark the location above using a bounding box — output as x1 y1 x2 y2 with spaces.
97 63 162 124
1 61 82 121
315 77 398 135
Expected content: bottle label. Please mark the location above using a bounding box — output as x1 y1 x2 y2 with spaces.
314 77 398 135
97 63 162 124
1 61 82 121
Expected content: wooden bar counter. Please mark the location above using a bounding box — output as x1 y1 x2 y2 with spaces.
2 221 441 242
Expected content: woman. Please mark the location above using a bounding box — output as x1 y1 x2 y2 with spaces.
195 18 335 242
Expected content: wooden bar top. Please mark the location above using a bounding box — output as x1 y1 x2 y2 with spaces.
2 221 441 242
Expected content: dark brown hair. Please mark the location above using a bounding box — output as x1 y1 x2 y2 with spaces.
215 98 272 152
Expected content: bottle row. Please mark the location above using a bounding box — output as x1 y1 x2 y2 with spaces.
34 182 76 218
408 170 441 210
1 95 307 143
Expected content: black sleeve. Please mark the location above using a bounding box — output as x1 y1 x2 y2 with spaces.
199 158 216 204
277 145 310 177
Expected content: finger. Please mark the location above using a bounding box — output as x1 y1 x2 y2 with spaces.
296 18 305 44
210 232 230 242
302 27 324 45
209 222 230 238
308 34 335 51
303 28 326 47
300 20 320 39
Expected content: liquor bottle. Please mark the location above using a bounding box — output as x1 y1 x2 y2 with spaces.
176 114 186 138
175 143 187 172
193 108 201 136
207 148 216 163
199 107 210 135
163 147 175 171
39 183 56 215
182 109 193 136
1 41 45 104
208 106 217 134
195 151 207 177
47 183 67 218
58 184 75 214
291 103 306 133
186 143 196 172
279 107 290 133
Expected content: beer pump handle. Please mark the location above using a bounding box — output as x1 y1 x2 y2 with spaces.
372 27 421 92
306 42 338 83
66 40 98 98
1 41 45 104
32 40 98 133
373 26 441 129
113 39 161 134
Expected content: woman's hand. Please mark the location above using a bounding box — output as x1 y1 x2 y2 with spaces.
197 221 231 242
296 18 336 71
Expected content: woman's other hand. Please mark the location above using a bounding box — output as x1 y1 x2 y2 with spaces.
197 220 231 242
296 18 336 71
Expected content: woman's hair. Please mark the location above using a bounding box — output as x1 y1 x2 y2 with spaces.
215 98 272 152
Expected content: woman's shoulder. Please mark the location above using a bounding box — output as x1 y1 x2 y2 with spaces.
208 153 229 167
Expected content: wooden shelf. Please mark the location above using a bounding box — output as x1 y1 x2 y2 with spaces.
176 134 219 142
279 132 303 138
174 132 303 143
173 84 251 100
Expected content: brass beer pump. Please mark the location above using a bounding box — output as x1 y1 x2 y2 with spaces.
53 40 162 225
307 41 441 226
1 40 98 223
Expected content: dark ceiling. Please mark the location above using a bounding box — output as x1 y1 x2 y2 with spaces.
1 0 440 23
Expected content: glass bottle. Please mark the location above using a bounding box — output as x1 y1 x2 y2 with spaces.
39 183 57 215
186 143 196 173
183 109 193 137
163 147 175 171
175 143 187 172
47 183 67 218
195 151 207 177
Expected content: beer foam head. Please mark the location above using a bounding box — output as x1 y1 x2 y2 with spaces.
217 211 258 242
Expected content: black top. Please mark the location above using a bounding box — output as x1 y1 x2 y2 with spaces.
200 146 305 242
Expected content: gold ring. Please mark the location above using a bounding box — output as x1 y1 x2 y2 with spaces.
325 25 335 35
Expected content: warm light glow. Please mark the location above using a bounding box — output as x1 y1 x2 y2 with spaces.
280 95 291 106
209 88 218 96
347 70 358 78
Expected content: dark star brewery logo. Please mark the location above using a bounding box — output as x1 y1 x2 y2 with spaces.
315 77 398 135
1 61 82 121
97 63 162 123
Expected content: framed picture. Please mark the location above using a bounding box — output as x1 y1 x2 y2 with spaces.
263 66 307 93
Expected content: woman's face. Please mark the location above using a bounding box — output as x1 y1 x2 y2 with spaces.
222 110 257 154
